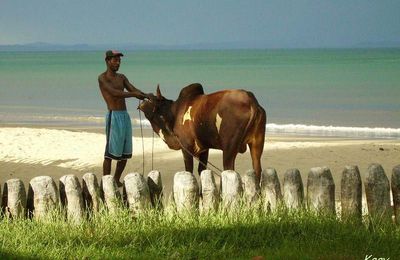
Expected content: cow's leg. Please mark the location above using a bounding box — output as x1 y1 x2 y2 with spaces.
222 149 238 171
198 149 209 175
182 150 194 173
221 124 243 171
249 141 264 185
249 110 266 185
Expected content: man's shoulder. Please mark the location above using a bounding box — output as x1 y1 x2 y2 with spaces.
98 72 127 83
117 73 127 80
98 72 106 81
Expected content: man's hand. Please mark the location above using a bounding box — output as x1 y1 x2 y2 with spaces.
144 93 156 102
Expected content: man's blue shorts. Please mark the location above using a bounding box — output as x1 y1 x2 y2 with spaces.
104 110 132 160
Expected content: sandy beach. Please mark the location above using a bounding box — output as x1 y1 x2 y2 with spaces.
1 126 399 198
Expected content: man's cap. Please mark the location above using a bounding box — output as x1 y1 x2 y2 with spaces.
105 50 124 58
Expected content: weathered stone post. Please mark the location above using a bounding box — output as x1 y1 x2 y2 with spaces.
391 165 400 223
173 171 199 213
123 173 151 214
242 170 259 206
27 176 60 219
221 170 242 210
2 179 26 218
59 175 85 222
341 166 362 220
82 173 101 212
307 167 335 214
365 164 391 220
147 170 163 209
101 175 121 213
200 170 219 213
260 168 282 212
283 169 304 210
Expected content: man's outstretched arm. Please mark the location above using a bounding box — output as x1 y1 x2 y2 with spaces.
98 76 141 98
122 75 148 100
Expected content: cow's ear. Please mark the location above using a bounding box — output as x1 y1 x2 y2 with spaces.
156 84 162 99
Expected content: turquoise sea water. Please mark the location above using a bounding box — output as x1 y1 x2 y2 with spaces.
0 49 399 138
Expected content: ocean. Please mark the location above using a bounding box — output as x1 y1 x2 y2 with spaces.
0 49 399 138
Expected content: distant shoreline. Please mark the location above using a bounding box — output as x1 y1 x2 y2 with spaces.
1 43 400 52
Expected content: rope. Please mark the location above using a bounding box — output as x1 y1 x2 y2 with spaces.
164 125 223 177
138 102 145 175
137 100 223 177
180 142 223 177
152 128 154 170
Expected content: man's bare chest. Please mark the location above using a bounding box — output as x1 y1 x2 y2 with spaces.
106 77 124 90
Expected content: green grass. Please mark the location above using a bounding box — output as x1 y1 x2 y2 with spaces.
0 204 398 259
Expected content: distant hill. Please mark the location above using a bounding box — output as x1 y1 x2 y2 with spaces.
0 42 94 51
0 41 399 52
0 41 271 51
0 42 263 51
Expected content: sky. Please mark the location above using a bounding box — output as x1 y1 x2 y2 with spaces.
1 0 399 48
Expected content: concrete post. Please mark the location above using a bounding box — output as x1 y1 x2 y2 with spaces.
27 176 60 219
242 169 259 206
59 175 85 222
173 171 199 213
260 168 282 212
200 170 219 213
307 167 335 214
2 179 26 218
82 173 101 212
365 163 391 220
147 170 163 209
283 169 304 210
101 175 121 213
221 170 242 210
341 166 362 220
391 165 400 223
123 173 151 214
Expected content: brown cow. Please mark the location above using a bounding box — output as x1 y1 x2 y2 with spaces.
139 83 266 183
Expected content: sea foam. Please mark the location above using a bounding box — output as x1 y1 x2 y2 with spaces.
266 123 400 139
134 120 400 139
2 112 399 139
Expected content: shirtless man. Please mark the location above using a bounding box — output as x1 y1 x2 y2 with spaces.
98 50 149 186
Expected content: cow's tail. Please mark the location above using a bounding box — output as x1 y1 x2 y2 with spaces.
240 91 263 148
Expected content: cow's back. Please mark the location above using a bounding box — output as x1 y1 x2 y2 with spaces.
175 89 264 151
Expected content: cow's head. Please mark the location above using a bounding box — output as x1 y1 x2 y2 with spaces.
139 85 180 150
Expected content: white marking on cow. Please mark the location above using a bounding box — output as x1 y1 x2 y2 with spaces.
215 113 222 133
182 106 193 125
158 129 166 142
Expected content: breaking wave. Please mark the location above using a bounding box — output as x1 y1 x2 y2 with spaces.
266 123 400 139
133 120 400 139
2 113 399 139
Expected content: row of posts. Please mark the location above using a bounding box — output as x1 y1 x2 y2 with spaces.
1 163 400 222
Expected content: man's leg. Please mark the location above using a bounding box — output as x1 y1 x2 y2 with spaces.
103 158 112 176
114 159 127 187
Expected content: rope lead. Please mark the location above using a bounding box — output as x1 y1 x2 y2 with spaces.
137 100 223 177
138 101 145 175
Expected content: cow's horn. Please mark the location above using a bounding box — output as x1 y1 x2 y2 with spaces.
156 84 162 99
